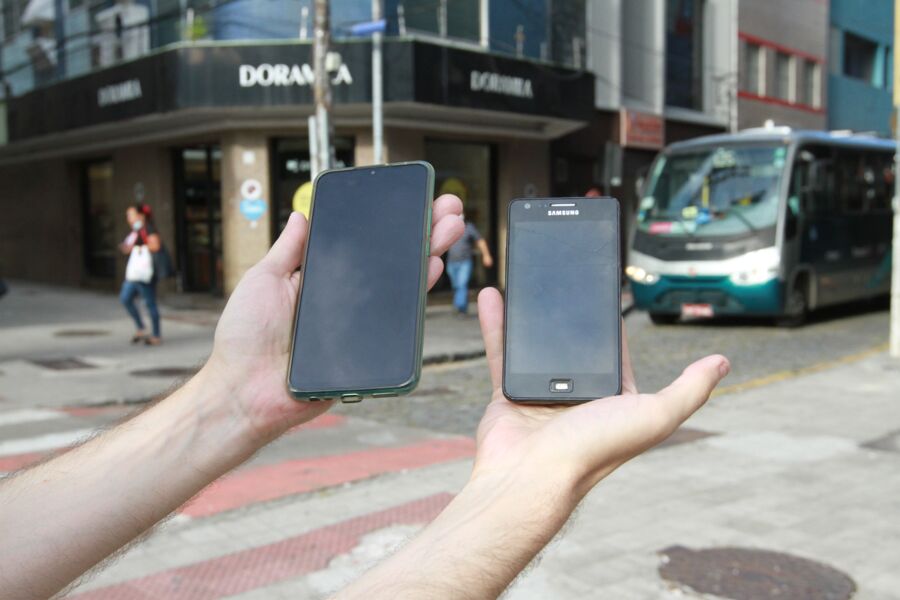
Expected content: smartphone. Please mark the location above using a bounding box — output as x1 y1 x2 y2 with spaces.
287 162 434 402
503 197 621 404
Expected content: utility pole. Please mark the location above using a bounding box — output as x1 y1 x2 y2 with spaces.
372 0 384 164
891 0 900 357
313 0 332 174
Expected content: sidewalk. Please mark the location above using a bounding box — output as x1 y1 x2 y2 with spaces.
0 281 486 408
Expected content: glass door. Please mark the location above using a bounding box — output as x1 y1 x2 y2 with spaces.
174 146 223 294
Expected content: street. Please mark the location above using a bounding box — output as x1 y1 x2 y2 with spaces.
1 281 899 599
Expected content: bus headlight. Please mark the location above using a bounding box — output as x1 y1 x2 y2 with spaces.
729 247 780 286
626 265 659 285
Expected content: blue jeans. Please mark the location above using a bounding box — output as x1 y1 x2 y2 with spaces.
120 280 160 338
446 259 473 313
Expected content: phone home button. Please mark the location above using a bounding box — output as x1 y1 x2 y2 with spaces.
550 379 573 393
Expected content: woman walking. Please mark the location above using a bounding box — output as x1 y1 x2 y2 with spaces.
119 204 163 345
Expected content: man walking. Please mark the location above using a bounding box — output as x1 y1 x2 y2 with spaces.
445 215 493 315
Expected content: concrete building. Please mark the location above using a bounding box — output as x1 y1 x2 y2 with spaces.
827 0 894 136
0 0 734 295
736 0 829 131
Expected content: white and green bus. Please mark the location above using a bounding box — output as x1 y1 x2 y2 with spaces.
627 128 895 326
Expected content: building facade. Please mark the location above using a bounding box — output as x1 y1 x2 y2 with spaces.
736 0 829 131
828 0 894 136
0 0 732 295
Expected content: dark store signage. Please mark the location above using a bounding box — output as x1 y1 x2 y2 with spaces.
6 40 594 142
97 79 144 107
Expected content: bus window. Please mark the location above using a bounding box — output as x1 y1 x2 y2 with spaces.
790 144 833 216
836 149 866 214
866 151 894 213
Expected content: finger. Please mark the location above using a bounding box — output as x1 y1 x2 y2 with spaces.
621 319 638 394
430 214 465 257
432 194 463 225
426 256 444 290
260 212 308 275
655 354 730 426
477 287 504 390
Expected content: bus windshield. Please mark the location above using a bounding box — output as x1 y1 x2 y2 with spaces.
639 144 788 237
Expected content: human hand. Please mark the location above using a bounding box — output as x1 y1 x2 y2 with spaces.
205 194 465 445
471 287 730 501
482 255 494 269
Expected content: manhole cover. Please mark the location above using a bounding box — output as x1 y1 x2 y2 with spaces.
30 358 96 370
659 545 856 600
54 329 110 337
129 367 198 378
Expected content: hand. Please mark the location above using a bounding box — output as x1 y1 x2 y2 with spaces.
482 255 494 269
472 287 730 500
206 194 465 445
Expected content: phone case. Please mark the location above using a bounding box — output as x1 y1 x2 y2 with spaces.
501 197 622 404
287 161 434 402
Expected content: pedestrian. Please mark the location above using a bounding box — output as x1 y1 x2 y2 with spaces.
119 203 164 346
445 213 493 315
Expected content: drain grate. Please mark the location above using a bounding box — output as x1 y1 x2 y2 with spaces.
54 329 111 338
129 367 198 378
659 545 856 600
30 358 96 370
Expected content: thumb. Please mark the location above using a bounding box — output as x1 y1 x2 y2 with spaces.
260 212 308 275
655 354 730 427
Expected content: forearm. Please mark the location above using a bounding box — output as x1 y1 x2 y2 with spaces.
336 466 580 600
0 363 261 599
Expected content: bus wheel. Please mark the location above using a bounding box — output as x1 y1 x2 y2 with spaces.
649 312 679 325
777 281 808 328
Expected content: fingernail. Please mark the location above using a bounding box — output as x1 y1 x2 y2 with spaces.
719 359 731 378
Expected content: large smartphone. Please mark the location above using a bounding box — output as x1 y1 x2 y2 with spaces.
503 197 621 404
287 162 434 402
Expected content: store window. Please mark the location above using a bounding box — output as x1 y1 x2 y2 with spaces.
425 140 496 289
271 137 354 236
774 51 792 101
82 160 117 279
843 32 877 83
665 0 704 110
742 42 762 95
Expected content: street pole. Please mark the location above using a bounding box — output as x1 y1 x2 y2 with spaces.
371 0 384 164
891 0 900 358
313 0 332 173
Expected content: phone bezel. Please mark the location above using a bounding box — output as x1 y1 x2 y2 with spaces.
502 196 622 404
286 161 434 401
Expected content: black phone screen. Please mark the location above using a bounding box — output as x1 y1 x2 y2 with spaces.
289 163 431 395
504 198 620 401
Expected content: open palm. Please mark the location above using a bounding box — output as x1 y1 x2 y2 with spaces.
472 287 730 495
207 194 465 445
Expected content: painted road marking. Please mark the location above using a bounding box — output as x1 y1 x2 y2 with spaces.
712 341 889 398
71 493 454 599
0 428 97 457
0 408 65 427
181 437 475 518
0 451 45 472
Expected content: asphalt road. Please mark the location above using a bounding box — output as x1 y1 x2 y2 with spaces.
344 300 892 436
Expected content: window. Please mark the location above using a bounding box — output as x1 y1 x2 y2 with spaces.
774 52 792 101
2 0 28 39
835 149 865 213
843 32 877 82
742 42 762 95
665 0 704 110
799 60 819 107
82 160 117 278
401 0 479 43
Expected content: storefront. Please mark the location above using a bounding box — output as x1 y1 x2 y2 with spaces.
0 39 594 295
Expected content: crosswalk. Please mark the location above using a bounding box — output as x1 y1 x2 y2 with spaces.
0 404 474 598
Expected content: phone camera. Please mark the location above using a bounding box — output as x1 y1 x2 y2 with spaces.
370 170 376 175
524 203 531 209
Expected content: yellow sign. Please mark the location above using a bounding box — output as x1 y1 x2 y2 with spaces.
438 177 468 204
292 182 313 218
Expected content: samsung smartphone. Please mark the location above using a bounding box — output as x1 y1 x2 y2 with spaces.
287 162 434 402
503 197 621 404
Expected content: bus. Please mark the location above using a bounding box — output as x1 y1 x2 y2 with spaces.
627 128 895 326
